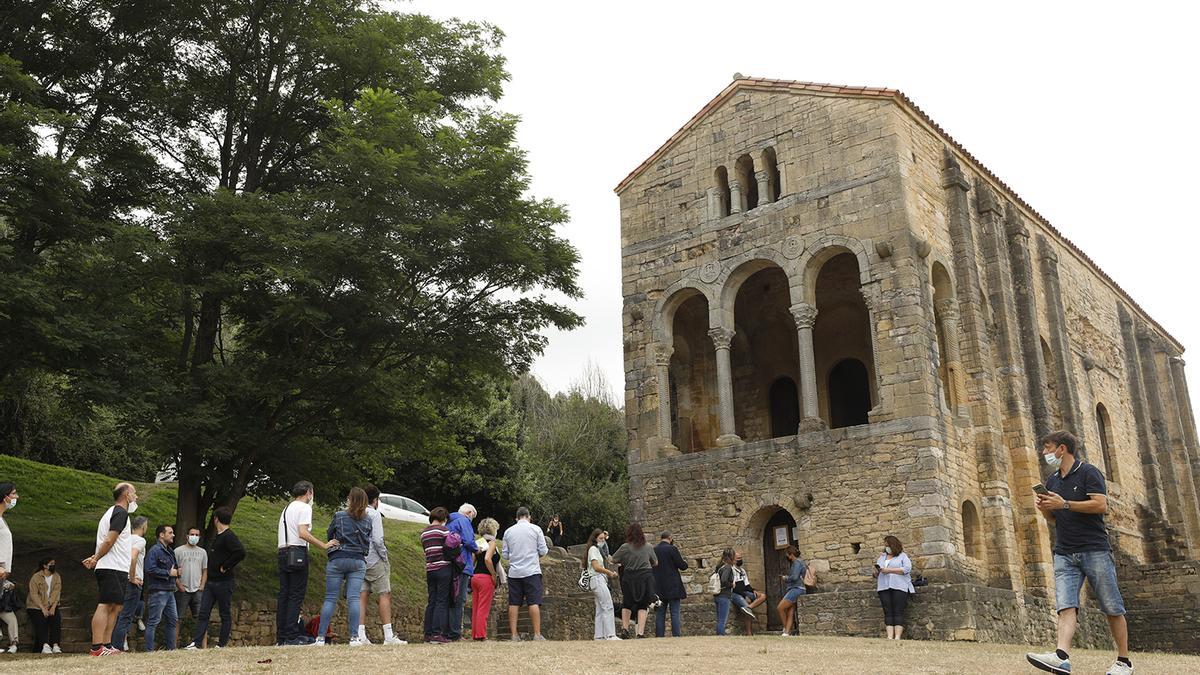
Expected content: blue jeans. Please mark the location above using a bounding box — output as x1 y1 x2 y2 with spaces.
731 591 756 610
111 581 143 649
144 590 178 651
655 598 682 637
318 557 367 641
1053 551 1126 615
424 566 453 638
714 595 731 635
449 571 470 640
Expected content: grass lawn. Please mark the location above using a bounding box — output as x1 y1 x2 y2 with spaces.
10 634 1199 673
0 455 427 615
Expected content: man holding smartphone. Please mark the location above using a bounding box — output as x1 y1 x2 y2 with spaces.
1025 431 1132 675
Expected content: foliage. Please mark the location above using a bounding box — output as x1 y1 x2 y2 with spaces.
0 1 582 535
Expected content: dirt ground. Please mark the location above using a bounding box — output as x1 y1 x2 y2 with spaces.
12 635 1199 674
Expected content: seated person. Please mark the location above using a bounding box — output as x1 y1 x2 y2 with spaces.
730 556 767 618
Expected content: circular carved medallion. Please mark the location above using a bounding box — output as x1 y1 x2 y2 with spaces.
699 261 722 283
782 235 804 260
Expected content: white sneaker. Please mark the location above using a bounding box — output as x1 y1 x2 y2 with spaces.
382 636 407 645
1107 660 1133 675
1026 650 1071 674
605 635 623 640
348 638 365 647
6 645 16 654
309 638 325 647
780 631 791 637
123 639 129 652
138 619 145 631
42 644 53 654
184 642 198 650
52 645 62 653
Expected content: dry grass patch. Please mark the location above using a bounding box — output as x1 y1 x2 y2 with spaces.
16 635 1200 674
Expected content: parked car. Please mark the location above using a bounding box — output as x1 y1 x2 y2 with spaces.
376 493 430 524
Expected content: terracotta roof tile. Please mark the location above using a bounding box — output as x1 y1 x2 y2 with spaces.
612 77 1181 350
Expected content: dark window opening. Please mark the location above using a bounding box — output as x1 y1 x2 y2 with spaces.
828 358 870 428
768 377 800 438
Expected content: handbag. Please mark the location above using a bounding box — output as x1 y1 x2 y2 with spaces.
577 567 592 591
281 505 308 571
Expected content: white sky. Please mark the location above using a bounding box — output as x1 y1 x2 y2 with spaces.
400 1 1199 415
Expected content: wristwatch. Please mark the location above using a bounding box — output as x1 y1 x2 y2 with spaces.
1063 501 1070 511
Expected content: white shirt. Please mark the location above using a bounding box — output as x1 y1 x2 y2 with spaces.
502 519 548 579
364 505 387 567
277 500 313 548
131 535 147 582
96 505 132 572
0 516 11 575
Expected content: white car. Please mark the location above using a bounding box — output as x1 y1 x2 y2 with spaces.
376 493 430 524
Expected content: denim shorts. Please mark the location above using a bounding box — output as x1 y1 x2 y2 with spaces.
783 587 806 603
1053 551 1126 616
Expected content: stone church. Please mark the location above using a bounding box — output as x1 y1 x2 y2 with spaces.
615 77 1200 650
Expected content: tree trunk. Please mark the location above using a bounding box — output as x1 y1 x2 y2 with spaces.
175 292 222 535
174 453 203 537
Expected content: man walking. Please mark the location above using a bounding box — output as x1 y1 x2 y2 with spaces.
143 525 180 651
652 531 688 637
501 506 548 641
111 515 149 651
82 482 137 656
276 481 337 646
187 507 244 649
357 485 406 645
174 527 208 648
1026 431 1133 675
446 503 479 641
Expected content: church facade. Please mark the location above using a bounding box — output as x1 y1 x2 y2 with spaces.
615 77 1200 649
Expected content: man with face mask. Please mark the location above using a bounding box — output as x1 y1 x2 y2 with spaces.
1026 431 1133 675
83 482 138 656
0 483 18 653
174 527 208 648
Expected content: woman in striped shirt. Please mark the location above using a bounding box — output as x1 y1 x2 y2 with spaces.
420 507 453 643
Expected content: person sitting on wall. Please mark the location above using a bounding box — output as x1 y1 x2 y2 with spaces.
730 553 767 634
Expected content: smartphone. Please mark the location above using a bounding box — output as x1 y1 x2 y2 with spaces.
873 563 881 570
1032 483 1050 496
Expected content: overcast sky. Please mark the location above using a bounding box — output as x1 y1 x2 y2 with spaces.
400 1 1199 414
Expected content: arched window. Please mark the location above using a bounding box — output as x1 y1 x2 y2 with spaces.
1096 403 1118 481
962 500 983 560
735 154 758 211
768 377 800 438
828 359 870 428
761 146 781 202
714 166 731 218
931 262 956 409
814 252 876 427
669 293 717 452
730 265 800 442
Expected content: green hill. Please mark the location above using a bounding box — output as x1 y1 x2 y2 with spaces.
0 455 426 629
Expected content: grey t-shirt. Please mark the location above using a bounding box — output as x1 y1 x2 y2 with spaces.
612 542 658 571
174 544 208 592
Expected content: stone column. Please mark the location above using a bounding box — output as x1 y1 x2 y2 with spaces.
706 187 720 222
934 298 967 416
1038 236 1086 454
654 344 677 455
790 303 823 429
729 181 743 214
708 327 741 446
1004 204 1051 441
1119 306 1165 515
1169 356 1200 521
755 170 771 205
1137 324 1192 552
1156 343 1200 552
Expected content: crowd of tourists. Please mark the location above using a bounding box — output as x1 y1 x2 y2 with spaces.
0 429 1135 673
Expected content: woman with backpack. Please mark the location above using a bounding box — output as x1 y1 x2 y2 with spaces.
775 545 807 637
420 507 454 643
314 487 373 646
584 529 620 640
711 547 736 635
610 522 657 639
873 534 915 639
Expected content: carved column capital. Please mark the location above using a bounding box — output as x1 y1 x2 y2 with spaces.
789 303 818 330
754 170 770 181
653 344 674 367
934 298 959 322
707 327 735 350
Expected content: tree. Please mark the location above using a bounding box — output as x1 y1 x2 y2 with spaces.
1 2 582 534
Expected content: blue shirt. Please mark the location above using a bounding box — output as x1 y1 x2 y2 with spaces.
447 512 479 575
502 519 547 579
875 552 915 593
325 510 372 561
783 558 808 590
1045 459 1110 554
144 541 178 593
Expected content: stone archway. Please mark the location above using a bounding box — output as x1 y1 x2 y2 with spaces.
737 501 804 630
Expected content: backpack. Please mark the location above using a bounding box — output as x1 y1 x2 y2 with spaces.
708 566 723 595
802 563 817 590
443 530 463 570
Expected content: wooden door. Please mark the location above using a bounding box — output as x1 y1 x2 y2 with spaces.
762 509 798 631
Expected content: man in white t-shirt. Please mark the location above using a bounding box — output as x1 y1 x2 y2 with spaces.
82 482 138 656
275 481 338 646
174 528 208 647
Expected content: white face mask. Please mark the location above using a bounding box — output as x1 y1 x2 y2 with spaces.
1044 452 1062 470
884 546 892 555
188 535 200 546
5 498 15 509
128 501 139 513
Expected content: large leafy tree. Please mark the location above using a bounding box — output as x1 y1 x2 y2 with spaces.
1 1 581 533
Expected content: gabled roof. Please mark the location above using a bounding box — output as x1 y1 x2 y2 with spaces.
613 77 1182 350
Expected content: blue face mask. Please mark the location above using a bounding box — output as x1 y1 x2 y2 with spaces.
1044 452 1062 470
